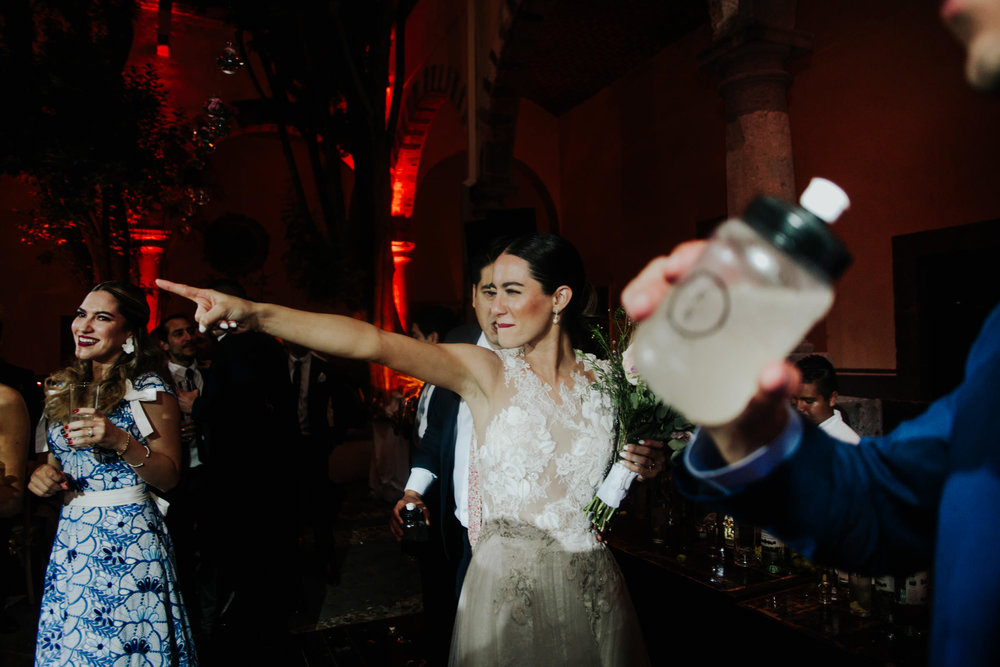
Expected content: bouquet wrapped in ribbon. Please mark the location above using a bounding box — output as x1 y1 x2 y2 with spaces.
585 309 692 531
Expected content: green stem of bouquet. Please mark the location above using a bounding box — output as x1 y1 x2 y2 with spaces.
587 426 629 532
586 496 616 532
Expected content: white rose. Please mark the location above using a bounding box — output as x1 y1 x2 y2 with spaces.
621 344 640 386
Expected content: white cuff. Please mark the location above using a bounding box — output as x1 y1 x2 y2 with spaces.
405 467 436 496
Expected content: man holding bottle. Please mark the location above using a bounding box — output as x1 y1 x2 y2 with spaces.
621 2 1000 665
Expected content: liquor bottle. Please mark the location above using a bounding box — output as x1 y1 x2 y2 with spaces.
895 571 930 639
836 568 851 600
874 574 896 623
849 574 873 617
400 502 429 542
760 529 787 575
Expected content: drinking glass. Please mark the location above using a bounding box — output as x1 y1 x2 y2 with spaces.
69 383 100 449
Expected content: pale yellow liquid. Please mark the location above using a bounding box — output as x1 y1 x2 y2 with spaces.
633 281 832 426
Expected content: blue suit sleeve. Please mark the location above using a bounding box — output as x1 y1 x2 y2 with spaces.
674 390 955 575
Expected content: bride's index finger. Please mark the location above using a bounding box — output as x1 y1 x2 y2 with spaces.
155 278 200 300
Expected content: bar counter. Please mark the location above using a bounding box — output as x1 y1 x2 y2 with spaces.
607 500 929 666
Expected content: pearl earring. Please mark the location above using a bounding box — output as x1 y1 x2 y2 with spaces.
552 310 560 325
122 336 135 354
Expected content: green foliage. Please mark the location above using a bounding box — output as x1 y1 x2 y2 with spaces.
588 308 693 455
585 308 693 531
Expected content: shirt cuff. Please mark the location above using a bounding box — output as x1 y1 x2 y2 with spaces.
683 403 803 495
405 468 436 496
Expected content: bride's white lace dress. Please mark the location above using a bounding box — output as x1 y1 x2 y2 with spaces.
449 348 649 666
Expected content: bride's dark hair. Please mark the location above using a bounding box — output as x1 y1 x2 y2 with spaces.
44 281 167 425
501 233 597 345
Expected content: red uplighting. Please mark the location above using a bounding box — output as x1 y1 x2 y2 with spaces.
390 177 406 217
390 240 415 331
157 43 170 58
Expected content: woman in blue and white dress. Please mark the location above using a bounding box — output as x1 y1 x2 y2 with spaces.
28 281 196 666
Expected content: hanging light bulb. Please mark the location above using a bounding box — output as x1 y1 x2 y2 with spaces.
192 187 212 206
203 97 236 138
217 42 243 75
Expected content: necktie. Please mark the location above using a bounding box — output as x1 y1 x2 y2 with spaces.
185 368 196 392
292 359 302 396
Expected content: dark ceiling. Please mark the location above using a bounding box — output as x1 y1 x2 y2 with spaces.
500 0 710 116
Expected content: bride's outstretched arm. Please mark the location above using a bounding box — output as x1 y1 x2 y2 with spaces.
155 279 495 401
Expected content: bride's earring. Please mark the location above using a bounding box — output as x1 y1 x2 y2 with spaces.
122 336 135 354
552 310 560 325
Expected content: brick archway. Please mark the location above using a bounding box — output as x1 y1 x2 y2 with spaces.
390 64 466 218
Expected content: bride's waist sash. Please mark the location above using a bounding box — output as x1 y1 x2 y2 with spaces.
479 518 598 554
64 484 147 508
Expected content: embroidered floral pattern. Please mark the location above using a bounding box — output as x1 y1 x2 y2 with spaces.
35 373 197 666
453 349 649 666
478 349 614 552
473 349 621 629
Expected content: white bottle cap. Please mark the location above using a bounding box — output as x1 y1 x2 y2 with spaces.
799 177 850 223
405 502 416 510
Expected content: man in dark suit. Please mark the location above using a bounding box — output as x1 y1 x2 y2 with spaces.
154 313 211 640
390 251 499 664
286 342 343 583
189 279 299 662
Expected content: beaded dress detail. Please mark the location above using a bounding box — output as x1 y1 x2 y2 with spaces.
450 348 648 666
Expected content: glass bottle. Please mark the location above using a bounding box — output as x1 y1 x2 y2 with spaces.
633 178 852 425
759 529 787 575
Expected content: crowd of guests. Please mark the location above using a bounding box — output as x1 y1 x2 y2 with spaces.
1 2 999 665
0 280 366 665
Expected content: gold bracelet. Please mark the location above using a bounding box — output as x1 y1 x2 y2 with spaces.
115 433 131 458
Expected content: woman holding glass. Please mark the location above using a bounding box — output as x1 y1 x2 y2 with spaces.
159 233 649 666
28 281 196 666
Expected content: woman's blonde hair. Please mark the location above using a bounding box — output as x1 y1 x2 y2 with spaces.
44 281 167 425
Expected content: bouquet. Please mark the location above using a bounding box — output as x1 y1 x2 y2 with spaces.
584 309 692 531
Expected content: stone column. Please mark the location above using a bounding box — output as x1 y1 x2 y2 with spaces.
130 224 170 331
699 2 812 215
389 237 415 333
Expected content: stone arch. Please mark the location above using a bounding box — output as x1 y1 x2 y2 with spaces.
390 64 467 218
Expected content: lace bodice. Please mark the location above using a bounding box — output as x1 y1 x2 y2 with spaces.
477 348 615 552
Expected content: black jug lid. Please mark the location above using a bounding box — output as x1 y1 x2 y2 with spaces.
743 196 853 282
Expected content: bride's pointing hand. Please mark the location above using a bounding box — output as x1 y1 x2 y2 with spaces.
155 279 257 334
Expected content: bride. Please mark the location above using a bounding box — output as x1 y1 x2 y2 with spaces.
158 233 650 666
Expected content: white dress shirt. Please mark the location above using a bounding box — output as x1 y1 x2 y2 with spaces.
819 409 861 444
166 360 204 468
405 331 491 529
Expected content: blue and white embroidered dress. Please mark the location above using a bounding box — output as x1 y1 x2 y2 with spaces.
35 373 197 666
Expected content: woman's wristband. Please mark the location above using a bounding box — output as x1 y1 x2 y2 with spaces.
114 431 151 469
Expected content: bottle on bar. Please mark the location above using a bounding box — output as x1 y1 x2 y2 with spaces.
895 571 930 639
759 529 787 575
874 574 896 623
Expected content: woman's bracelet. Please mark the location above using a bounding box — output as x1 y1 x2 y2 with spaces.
114 432 131 457
126 443 151 469
114 432 150 468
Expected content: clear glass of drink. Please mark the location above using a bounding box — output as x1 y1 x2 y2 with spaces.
69 383 100 450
